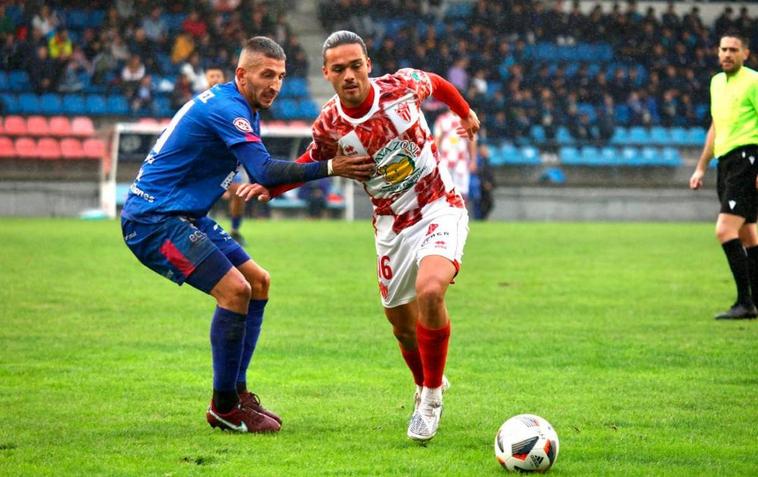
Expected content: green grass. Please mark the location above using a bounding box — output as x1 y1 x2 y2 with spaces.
0 218 756 476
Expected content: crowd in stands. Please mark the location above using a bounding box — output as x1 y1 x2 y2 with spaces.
0 0 307 117
321 0 757 146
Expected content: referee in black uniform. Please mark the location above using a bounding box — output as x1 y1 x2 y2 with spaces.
690 32 758 320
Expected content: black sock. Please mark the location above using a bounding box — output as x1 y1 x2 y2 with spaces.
746 245 758 303
213 389 239 414
236 382 247 394
722 239 752 306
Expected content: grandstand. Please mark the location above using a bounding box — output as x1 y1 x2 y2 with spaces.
0 0 756 220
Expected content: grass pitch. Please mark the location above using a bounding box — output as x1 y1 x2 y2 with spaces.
0 218 756 476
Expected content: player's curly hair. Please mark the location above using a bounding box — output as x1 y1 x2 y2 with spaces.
243 36 286 61
322 30 368 64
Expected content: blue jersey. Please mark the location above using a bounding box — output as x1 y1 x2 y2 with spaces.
122 82 267 222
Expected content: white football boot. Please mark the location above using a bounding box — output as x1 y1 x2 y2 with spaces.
408 375 450 441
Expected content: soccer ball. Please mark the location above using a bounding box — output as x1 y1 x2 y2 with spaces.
494 414 559 473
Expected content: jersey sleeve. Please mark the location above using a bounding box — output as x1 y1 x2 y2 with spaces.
305 115 339 162
394 68 433 102
206 99 262 148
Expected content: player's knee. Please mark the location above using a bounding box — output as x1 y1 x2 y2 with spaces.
392 325 416 347
416 281 446 308
715 224 738 243
229 278 252 304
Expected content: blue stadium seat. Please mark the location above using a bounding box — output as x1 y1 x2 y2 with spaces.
0 71 8 91
614 104 631 125
298 100 320 119
662 147 683 167
518 146 541 165
628 126 649 144
85 94 107 116
9 70 29 92
640 146 660 166
581 146 600 165
0 93 19 114
62 94 87 115
18 93 41 114
155 96 173 117
491 144 517 166
107 94 130 116
556 126 573 145
559 146 580 165
66 9 89 29
620 146 640 166
530 125 545 144
695 103 709 122
163 13 187 33
611 127 629 145
687 127 706 146
669 127 688 146
86 10 105 28
599 146 617 165
39 93 63 115
650 126 669 144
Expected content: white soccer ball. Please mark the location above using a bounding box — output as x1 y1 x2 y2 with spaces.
494 414 559 473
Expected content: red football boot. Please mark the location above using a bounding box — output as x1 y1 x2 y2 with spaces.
239 391 282 425
206 401 281 433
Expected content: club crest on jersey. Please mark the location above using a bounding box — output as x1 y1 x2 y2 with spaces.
233 117 253 133
375 139 423 192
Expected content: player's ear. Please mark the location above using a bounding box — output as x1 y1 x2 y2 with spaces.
322 64 328 79
366 57 372 74
235 66 246 85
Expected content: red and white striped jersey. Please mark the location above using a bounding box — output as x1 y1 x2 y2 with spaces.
306 68 464 234
434 111 472 174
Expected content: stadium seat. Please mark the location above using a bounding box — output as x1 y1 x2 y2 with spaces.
62 94 87 115
3 115 27 135
106 94 130 116
640 146 659 166
530 125 546 144
26 116 50 136
649 126 669 144
14 137 37 158
519 146 541 165
687 127 706 146
40 93 63 115
620 146 640 166
581 146 600 165
610 127 629 145
555 126 573 145
49 116 73 136
37 138 61 159
628 127 649 144
60 138 85 159
0 136 13 157
662 147 683 167
82 138 106 159
559 146 580 165
8 70 29 92
599 146 617 165
18 93 41 114
0 71 8 91
85 95 107 116
669 127 688 146
71 117 95 137
0 93 19 114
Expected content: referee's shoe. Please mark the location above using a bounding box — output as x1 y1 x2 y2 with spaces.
714 303 758 320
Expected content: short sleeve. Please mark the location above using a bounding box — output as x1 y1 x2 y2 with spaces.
206 100 262 148
394 68 433 102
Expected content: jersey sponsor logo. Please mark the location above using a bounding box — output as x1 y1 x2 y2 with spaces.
129 183 155 203
729 200 737 210
374 139 423 193
343 144 357 155
233 117 253 133
426 224 439 235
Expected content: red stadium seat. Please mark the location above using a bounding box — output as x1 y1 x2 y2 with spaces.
138 117 159 125
60 138 85 159
14 137 37 158
0 136 14 157
3 115 27 136
26 115 50 136
37 138 61 159
82 138 106 159
71 116 95 137
49 116 73 137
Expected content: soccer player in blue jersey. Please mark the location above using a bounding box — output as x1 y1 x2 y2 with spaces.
120 37 374 433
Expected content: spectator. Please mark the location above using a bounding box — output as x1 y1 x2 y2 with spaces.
131 75 157 116
28 45 58 93
181 52 207 93
48 28 72 61
121 54 145 97
31 5 60 37
142 7 168 46
183 11 208 39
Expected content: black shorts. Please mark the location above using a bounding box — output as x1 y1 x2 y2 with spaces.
717 144 758 223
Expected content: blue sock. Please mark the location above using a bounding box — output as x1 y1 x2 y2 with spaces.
236 299 267 388
210 306 246 392
231 216 242 231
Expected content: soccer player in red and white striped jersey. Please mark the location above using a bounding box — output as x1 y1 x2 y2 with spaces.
238 31 479 441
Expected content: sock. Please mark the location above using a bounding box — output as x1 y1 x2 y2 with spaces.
745 245 758 303
231 216 242 231
400 345 425 387
210 306 246 412
236 299 267 390
416 321 451 389
722 239 752 306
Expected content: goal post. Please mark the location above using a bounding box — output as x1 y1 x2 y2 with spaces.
101 121 355 220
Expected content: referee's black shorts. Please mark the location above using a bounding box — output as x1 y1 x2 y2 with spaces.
717 144 758 223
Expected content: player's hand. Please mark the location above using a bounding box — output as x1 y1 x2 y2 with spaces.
456 110 480 140
331 154 375 181
236 183 271 202
689 169 705 190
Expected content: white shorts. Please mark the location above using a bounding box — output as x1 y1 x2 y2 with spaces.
375 203 469 308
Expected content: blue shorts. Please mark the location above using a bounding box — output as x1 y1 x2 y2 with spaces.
121 215 251 293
